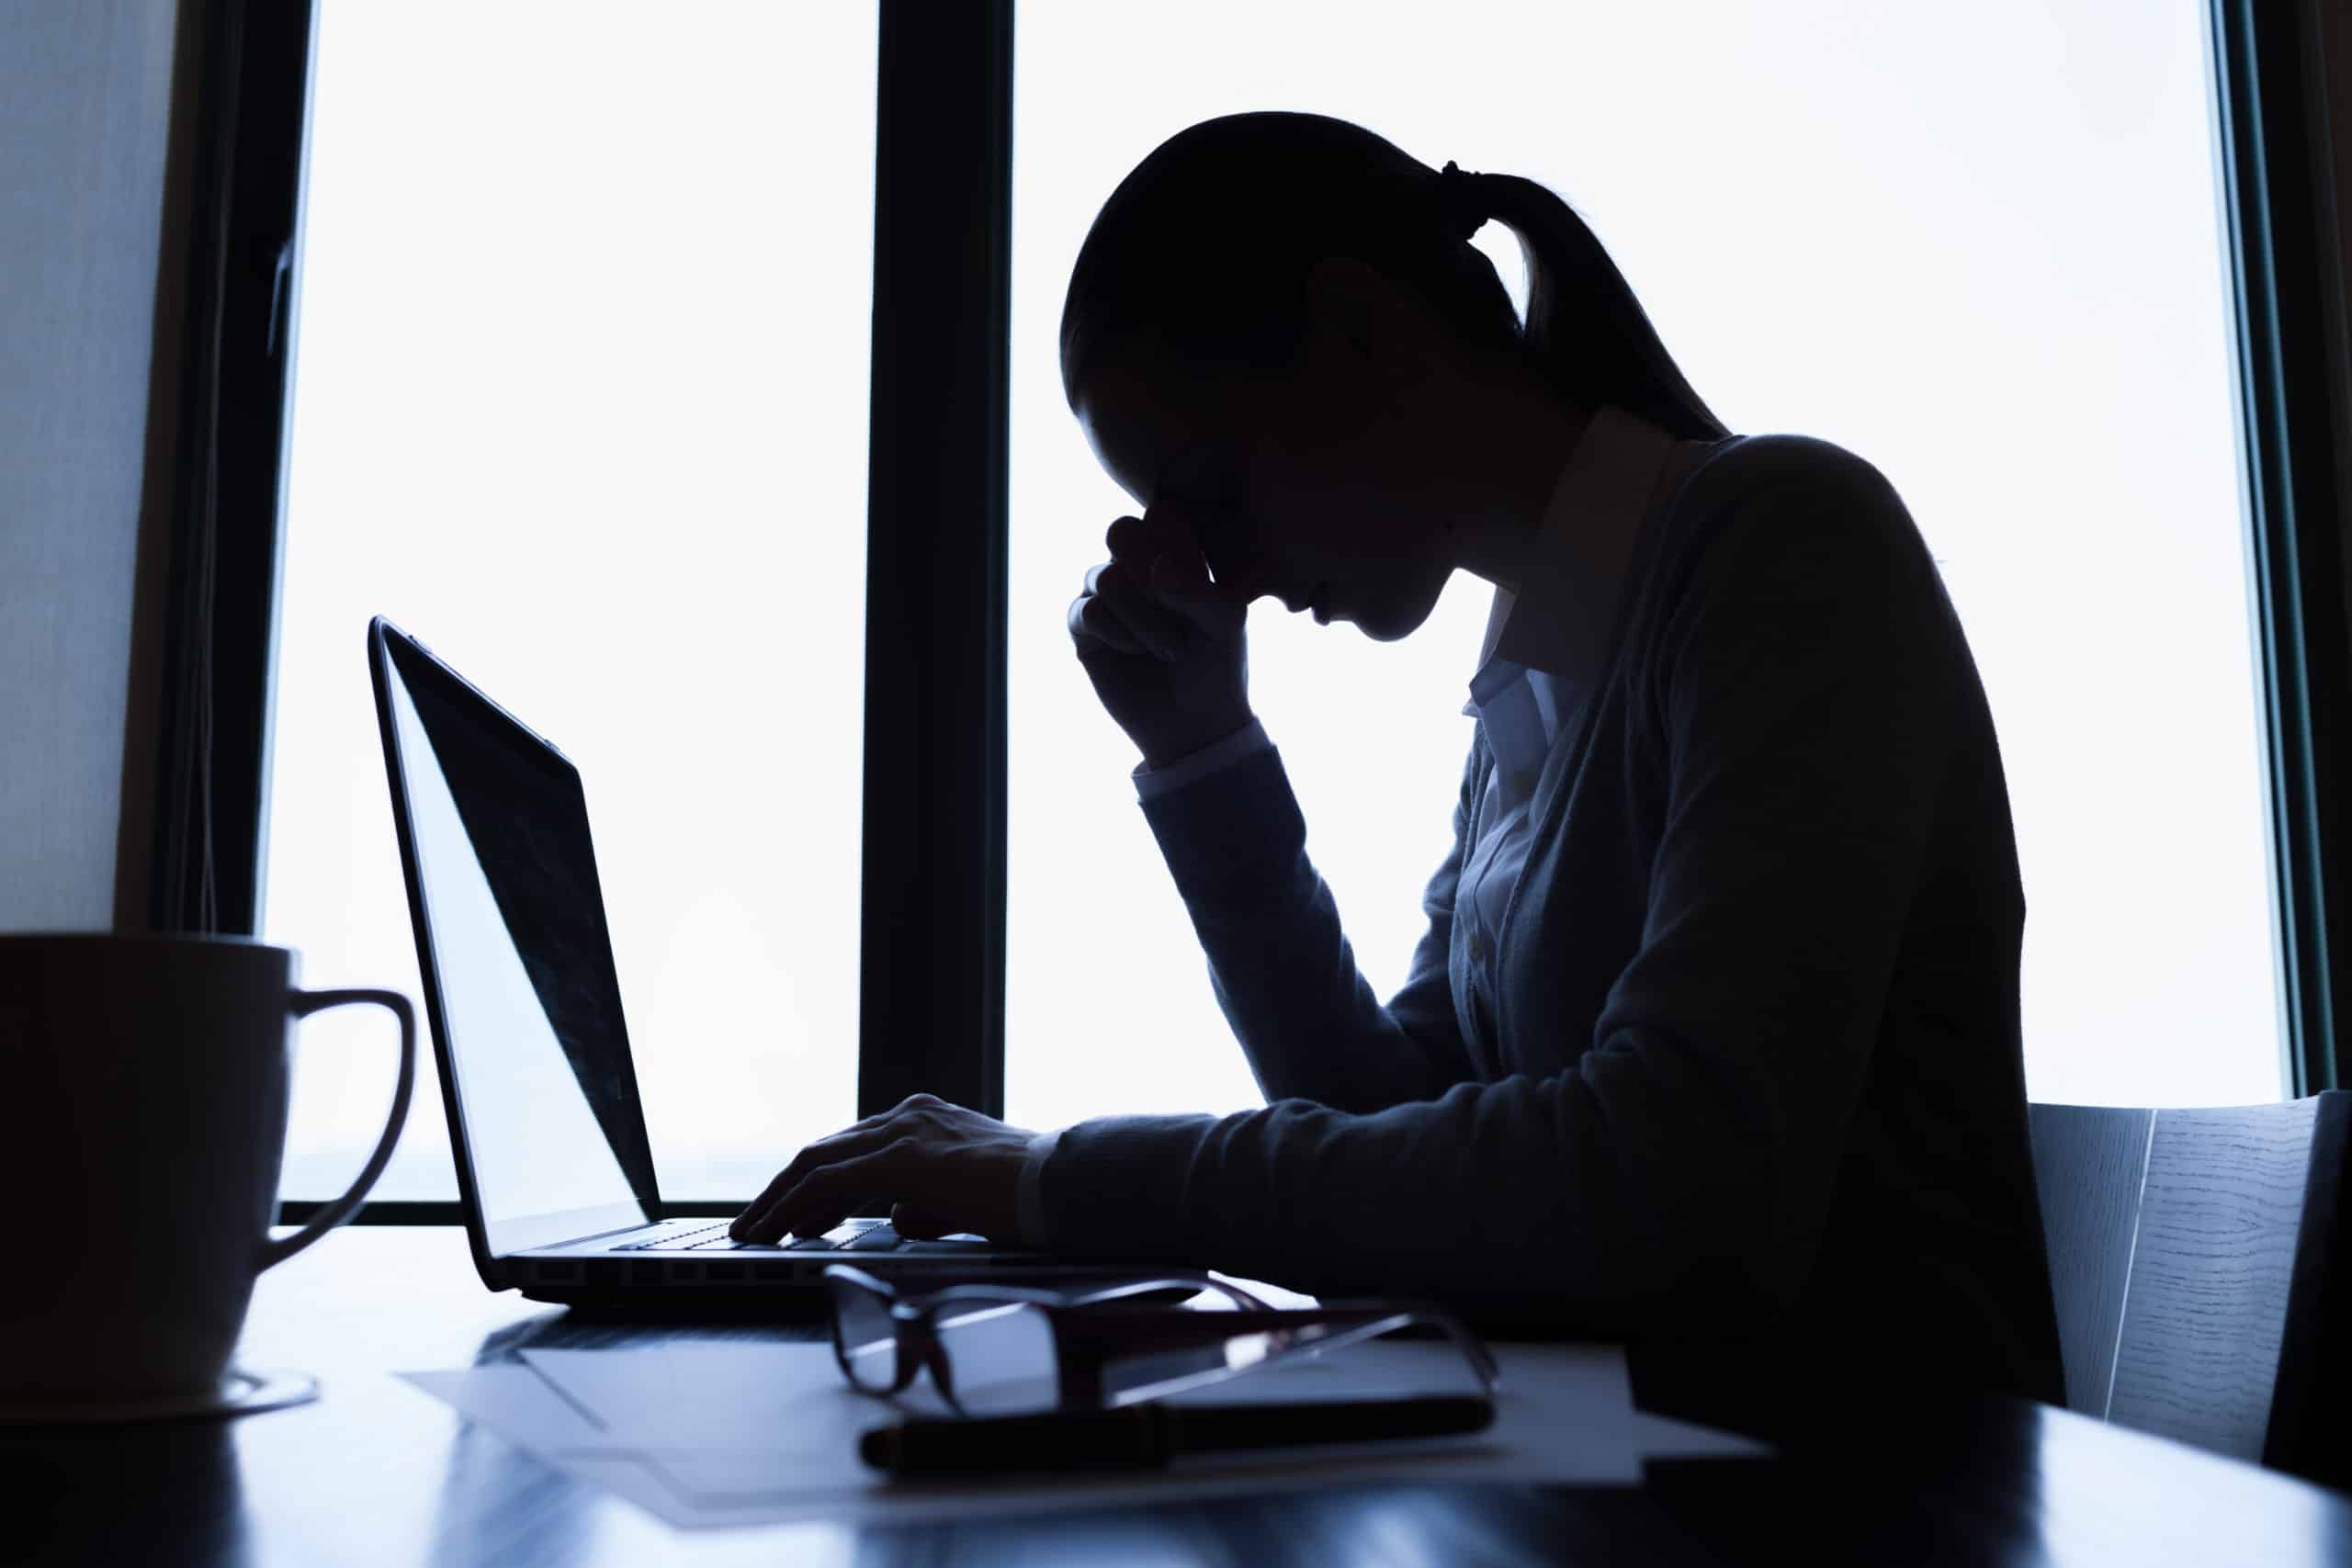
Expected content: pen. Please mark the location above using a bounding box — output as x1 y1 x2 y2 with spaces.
859 1394 1494 1475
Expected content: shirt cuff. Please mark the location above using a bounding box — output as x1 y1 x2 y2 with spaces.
1015 1127 1062 1250
1132 718 1273 801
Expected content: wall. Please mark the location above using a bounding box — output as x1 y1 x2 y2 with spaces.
0 0 181 931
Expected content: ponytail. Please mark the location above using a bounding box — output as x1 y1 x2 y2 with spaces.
1460 168 1730 442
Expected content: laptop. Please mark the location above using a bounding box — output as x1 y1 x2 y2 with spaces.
368 615 1105 1303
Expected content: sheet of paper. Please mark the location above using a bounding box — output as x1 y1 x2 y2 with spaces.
635 1335 1636 1523
401 1365 613 1449
405 1337 1757 1530
399 1366 780 1527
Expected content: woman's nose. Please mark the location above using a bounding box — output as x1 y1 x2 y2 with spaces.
1204 551 1275 602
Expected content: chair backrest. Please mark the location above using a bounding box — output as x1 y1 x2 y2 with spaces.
2027 1091 2349 1487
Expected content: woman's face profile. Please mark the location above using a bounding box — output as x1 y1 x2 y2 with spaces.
1071 270 1470 642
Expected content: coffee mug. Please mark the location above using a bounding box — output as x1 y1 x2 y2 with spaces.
0 933 414 1404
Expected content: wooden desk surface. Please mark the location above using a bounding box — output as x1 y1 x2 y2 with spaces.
11 1226 2350 1565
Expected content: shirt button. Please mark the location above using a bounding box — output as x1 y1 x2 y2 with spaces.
1469 931 1486 962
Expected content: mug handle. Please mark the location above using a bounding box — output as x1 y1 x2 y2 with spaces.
254 987 418 1272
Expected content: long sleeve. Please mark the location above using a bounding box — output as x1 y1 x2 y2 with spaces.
1131 717 1275 800
1044 455 1968 1327
1135 734 1482 1115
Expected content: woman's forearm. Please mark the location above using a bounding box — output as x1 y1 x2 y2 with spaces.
1139 739 1475 1112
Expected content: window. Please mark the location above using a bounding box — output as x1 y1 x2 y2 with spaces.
265 2 879 1201
1004 0 2283 1128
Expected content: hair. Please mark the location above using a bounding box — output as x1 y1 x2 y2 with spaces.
1059 112 1729 442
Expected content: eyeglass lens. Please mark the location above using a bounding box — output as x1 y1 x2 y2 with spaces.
830 1276 900 1393
932 1300 1062 1415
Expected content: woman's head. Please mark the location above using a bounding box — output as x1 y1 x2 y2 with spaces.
1062 111 1727 641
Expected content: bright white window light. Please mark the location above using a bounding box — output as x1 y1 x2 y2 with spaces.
266 2 878 1201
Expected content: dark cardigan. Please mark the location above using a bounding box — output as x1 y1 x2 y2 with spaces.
1043 432 2068 1430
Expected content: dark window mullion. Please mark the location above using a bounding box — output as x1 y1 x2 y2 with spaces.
143 0 318 937
857 0 1015 1119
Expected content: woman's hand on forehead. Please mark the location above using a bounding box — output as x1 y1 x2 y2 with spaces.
1111 503 1267 608
1069 502 1259 769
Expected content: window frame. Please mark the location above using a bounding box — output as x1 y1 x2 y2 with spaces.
145 0 2341 1225
2210 0 2352 1098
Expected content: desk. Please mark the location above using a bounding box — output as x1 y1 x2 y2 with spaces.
12 1227 2350 1565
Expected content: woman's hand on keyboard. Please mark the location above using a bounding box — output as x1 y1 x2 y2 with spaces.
729 1094 1035 1247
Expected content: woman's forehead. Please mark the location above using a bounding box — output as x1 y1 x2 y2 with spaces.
1072 356 1233 507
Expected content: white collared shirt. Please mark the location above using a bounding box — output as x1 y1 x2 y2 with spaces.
1452 405 1702 989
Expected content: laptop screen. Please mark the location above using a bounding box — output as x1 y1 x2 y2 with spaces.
376 624 660 1253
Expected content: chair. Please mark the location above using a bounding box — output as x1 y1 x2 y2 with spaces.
2027 1091 2349 1488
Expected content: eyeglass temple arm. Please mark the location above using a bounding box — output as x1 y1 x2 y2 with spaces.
1264 1308 1504 1393
1052 1305 1498 1388
1064 1276 1270 1311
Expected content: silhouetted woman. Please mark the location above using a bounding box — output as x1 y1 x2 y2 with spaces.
738 113 2067 1430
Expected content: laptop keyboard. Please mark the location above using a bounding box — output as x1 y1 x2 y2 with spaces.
611 1217 986 1255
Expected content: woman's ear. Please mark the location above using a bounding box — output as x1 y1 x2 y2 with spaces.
1301 255 1443 388
1302 256 1384 359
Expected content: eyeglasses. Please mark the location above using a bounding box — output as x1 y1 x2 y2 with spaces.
822 1264 1501 1418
